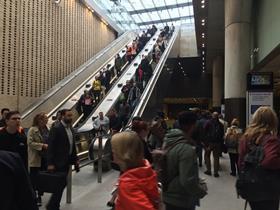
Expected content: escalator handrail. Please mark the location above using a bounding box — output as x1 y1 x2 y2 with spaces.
129 28 179 121
21 31 135 119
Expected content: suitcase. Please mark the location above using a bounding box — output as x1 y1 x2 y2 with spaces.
37 171 67 193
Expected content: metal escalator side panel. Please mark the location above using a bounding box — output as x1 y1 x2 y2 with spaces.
129 29 180 122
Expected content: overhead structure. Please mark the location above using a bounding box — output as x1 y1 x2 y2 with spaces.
94 0 195 30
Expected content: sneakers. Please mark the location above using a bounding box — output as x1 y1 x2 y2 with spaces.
204 171 212 176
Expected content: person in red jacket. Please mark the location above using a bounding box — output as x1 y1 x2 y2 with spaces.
239 106 280 210
111 131 160 210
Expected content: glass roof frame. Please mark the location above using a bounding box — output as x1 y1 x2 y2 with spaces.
94 0 194 30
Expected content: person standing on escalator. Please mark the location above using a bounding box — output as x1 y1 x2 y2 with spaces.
127 82 141 111
115 54 122 77
92 76 102 103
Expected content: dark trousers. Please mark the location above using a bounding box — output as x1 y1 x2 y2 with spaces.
196 145 203 166
165 203 195 210
93 90 101 102
229 153 238 175
46 168 68 210
204 143 221 174
249 200 279 210
30 167 43 197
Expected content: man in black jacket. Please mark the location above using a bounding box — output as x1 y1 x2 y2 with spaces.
47 109 79 210
203 112 224 177
0 151 38 210
0 111 28 168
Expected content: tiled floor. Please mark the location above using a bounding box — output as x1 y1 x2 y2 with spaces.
40 155 246 210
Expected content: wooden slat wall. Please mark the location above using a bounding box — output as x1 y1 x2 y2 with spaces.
0 0 117 111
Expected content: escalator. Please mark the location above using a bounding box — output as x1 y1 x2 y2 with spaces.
76 28 179 161
21 31 136 128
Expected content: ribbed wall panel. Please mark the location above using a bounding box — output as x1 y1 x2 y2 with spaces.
0 0 116 110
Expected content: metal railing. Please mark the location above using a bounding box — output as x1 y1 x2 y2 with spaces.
130 29 179 120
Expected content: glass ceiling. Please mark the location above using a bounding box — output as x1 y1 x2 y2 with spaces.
94 0 194 31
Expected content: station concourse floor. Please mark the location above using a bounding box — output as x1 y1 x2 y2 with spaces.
40 155 246 210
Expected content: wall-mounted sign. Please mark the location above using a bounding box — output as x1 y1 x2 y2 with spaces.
246 92 273 124
247 72 273 90
246 72 274 125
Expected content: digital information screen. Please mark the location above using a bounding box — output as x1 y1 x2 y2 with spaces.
251 74 271 86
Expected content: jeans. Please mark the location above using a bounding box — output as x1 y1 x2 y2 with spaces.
204 143 221 174
249 200 279 210
165 203 195 210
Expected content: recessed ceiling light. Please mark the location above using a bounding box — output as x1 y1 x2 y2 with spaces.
201 0 205 3
202 51 205 55
203 70 205 73
202 23 205 26
201 19 205 22
201 5 205 8
202 33 205 35
202 62 205 65
202 57 205 60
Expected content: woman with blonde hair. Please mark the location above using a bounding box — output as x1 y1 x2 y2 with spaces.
225 118 242 176
28 112 49 206
111 131 159 210
238 106 280 210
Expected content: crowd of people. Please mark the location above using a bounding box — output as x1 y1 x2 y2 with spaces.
0 24 176 210
106 106 280 210
0 22 279 210
76 25 160 122
1 102 280 210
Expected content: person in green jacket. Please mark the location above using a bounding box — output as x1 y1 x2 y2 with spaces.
163 111 207 210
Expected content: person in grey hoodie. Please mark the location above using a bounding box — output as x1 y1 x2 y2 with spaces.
163 111 207 210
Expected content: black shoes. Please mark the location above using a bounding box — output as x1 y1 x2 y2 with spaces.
214 173 220 178
230 172 236 177
204 171 212 176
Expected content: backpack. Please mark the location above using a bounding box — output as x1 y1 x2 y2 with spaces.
236 137 280 201
152 139 187 192
225 128 241 149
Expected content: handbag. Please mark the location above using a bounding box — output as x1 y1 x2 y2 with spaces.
37 171 67 193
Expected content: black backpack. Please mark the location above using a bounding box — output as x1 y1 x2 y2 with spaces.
152 139 187 191
236 138 280 201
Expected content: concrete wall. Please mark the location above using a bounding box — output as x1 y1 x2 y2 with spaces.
169 24 198 58
0 0 116 111
253 0 280 64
